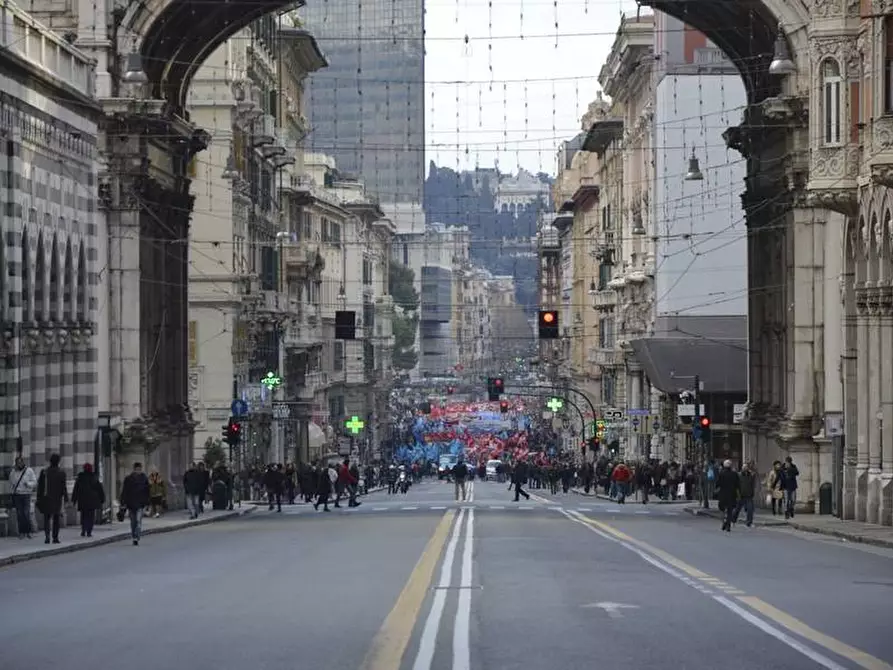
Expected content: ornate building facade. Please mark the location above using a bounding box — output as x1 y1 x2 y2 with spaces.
0 3 100 485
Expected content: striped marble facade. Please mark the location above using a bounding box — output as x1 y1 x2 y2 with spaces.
0 81 99 490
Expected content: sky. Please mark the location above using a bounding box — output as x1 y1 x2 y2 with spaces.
424 0 641 176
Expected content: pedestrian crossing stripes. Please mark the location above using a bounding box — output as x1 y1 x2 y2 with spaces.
261 504 683 517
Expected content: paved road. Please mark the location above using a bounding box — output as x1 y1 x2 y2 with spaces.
1 479 891 670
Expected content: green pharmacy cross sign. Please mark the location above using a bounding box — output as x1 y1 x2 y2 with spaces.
345 416 365 434
546 397 564 412
261 371 282 391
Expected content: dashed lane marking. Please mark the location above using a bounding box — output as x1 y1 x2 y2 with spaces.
402 506 419 511
430 506 447 510
489 505 506 510
577 507 592 512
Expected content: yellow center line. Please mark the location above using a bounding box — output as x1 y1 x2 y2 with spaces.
564 511 893 670
360 510 456 670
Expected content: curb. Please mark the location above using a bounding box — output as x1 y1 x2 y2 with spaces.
683 505 788 527
571 488 692 505
784 521 893 550
0 507 255 567
683 506 893 548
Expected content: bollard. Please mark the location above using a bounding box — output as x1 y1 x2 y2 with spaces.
818 481 833 515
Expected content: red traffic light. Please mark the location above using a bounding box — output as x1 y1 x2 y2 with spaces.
499 400 509 412
699 416 710 428
494 378 503 387
447 386 455 394
541 311 556 324
230 421 241 433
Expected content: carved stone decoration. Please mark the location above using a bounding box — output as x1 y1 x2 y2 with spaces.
0 328 14 356
812 0 844 18
811 37 844 64
878 284 893 316
873 212 886 249
761 95 808 127
804 189 859 217
855 285 870 316
187 369 200 403
811 146 857 180
873 116 893 151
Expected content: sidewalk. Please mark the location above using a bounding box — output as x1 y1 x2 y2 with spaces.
684 505 893 549
571 487 692 504
0 507 254 567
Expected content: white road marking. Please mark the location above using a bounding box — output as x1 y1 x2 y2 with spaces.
577 507 592 512
581 602 639 619
605 507 622 513
431 506 447 510
561 511 846 670
372 507 387 511
489 505 505 510
402 506 418 511
635 510 651 515
452 508 474 670
518 506 534 510
412 510 466 670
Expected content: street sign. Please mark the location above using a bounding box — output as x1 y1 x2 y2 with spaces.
345 416 365 434
627 408 650 416
546 397 564 412
273 403 290 420
261 371 282 391
604 409 623 422
677 404 705 418
231 399 248 417
652 420 660 431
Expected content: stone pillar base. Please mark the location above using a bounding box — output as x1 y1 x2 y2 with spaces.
855 466 869 522
842 464 858 520
880 475 893 527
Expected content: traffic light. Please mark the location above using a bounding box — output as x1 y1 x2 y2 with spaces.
447 386 455 395
499 400 509 414
693 416 710 442
588 436 600 453
225 417 242 445
538 310 559 339
221 424 230 444
487 377 504 402
335 310 356 340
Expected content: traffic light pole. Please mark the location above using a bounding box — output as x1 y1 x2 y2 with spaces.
692 374 710 509
506 391 588 443
528 384 598 428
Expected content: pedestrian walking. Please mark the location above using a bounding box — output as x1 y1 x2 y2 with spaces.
780 457 799 519
716 459 740 533
36 453 68 544
313 462 333 512
733 462 756 527
71 463 105 537
8 456 37 539
512 459 531 502
452 458 469 501
148 470 167 517
183 463 204 519
120 462 150 546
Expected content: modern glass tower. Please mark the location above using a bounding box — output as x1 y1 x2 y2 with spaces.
300 0 425 206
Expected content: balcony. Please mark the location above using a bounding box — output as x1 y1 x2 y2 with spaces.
283 243 323 279
593 288 617 310
588 347 619 367
296 371 329 400
283 313 324 350
244 289 285 316
252 114 276 147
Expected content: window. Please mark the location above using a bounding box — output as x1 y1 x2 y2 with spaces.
886 16 893 114
822 59 842 145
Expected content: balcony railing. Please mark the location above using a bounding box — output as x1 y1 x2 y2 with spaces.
593 288 617 310
588 347 619 367
283 312 323 350
296 371 328 400
283 244 321 278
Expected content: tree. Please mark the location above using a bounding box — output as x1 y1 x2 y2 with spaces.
389 262 419 370
203 437 227 467
389 262 419 312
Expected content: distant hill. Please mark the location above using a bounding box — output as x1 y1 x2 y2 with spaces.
423 162 553 312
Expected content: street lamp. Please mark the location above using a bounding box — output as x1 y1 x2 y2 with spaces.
769 23 797 77
684 151 704 181
122 50 148 84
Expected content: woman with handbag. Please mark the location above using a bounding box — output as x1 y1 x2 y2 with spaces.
8 456 37 538
765 460 784 515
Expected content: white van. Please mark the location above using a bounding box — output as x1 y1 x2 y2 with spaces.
485 459 502 481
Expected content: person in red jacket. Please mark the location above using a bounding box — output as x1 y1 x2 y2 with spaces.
336 458 360 508
611 461 632 504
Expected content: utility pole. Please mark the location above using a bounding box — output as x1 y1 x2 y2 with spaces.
691 374 710 509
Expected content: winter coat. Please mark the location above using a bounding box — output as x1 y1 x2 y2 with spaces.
9 466 37 497
716 468 740 509
72 472 106 512
36 466 68 515
120 472 150 511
